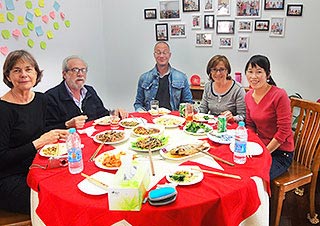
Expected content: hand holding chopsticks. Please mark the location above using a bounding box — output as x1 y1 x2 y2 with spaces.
192 168 241 180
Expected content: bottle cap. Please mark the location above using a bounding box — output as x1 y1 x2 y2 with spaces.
238 121 245 127
69 128 76 133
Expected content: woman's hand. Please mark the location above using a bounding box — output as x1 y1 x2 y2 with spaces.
220 110 235 122
65 115 88 129
33 129 69 150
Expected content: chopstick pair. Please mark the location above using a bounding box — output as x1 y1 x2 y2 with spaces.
89 138 107 162
191 168 241 180
81 173 109 190
148 148 155 176
196 148 235 166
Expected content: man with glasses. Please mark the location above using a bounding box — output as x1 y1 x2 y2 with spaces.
45 55 109 130
134 41 193 111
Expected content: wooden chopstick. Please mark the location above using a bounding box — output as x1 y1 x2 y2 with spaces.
197 149 235 166
192 168 241 180
81 173 109 190
148 148 155 176
89 138 107 162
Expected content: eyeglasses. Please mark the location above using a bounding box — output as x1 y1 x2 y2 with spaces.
154 51 170 56
67 67 88 74
211 68 227 73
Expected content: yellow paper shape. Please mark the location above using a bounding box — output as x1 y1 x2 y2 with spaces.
64 20 71 28
27 22 34 31
34 8 42 17
38 0 45 8
22 28 30 37
17 16 25 25
53 22 59 30
25 1 33 9
0 14 5 23
1 30 11 39
27 39 34 48
40 41 46 50
46 30 54 39
7 12 14 22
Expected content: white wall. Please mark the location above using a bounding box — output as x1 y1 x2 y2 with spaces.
1 0 318 112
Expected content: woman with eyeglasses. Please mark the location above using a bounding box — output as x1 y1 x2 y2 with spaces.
199 55 246 122
0 50 68 214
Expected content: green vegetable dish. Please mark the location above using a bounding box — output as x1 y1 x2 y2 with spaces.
169 170 196 183
185 122 212 133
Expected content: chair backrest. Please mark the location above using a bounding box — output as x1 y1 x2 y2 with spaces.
290 97 320 172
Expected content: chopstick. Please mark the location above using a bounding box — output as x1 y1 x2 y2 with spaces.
148 148 155 176
89 138 107 162
192 168 241 180
197 149 235 166
81 173 109 190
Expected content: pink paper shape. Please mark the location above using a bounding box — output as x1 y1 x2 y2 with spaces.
49 11 55 19
60 12 65 20
12 29 21 37
0 46 9 56
42 15 49 23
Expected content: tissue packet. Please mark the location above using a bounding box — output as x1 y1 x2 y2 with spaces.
148 187 177 206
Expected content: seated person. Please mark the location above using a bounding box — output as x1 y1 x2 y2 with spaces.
134 41 193 111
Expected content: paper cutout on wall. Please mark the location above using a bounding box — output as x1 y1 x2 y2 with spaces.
1 30 10 39
0 13 5 23
5 0 14 10
0 46 9 56
0 2 3 9
34 8 42 17
40 41 46 50
25 1 32 9
42 15 49 23
38 0 45 8
53 22 59 30
35 26 43 36
49 11 55 19
12 29 21 37
46 30 53 39
22 27 30 37
17 16 24 25
27 39 34 48
25 12 33 22
64 20 70 28
60 12 65 20
27 22 34 31
7 12 14 21
53 1 60 11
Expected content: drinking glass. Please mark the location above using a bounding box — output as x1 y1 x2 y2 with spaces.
109 109 120 130
185 103 194 122
150 100 159 116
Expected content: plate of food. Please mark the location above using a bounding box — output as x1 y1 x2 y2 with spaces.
166 165 203 186
207 130 235 144
193 113 216 123
39 143 67 157
183 121 213 136
160 141 210 160
153 115 185 128
148 108 171 115
130 135 169 152
131 123 164 137
229 141 263 156
119 117 147 129
93 130 129 145
77 171 114 195
94 149 137 170
93 116 112 126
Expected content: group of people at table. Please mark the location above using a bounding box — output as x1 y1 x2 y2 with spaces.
0 41 294 219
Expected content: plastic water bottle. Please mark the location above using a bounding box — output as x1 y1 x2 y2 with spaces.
233 121 247 164
66 128 83 174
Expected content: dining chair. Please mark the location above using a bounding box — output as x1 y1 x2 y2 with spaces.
0 209 31 226
271 97 320 226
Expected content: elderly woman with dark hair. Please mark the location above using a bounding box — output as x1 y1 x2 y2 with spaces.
198 55 246 122
0 50 68 214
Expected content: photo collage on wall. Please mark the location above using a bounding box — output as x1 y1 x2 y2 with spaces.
144 0 303 51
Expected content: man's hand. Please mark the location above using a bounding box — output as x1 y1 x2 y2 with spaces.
65 115 88 129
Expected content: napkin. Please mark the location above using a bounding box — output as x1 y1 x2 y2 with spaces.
77 126 97 137
189 156 224 171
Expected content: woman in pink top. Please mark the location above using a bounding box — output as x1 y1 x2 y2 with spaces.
244 55 294 180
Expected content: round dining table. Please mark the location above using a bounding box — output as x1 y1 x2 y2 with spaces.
27 112 271 226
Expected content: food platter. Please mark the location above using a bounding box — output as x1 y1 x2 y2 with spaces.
39 143 67 157
153 115 185 128
77 171 114 195
94 149 137 170
229 141 263 156
207 130 235 144
183 122 213 136
131 123 164 137
119 117 147 129
166 165 203 185
193 113 216 123
93 130 129 145
160 141 210 161
130 135 169 152
93 116 111 126
148 107 171 115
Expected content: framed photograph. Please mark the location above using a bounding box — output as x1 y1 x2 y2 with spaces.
170 23 186 38
287 4 303 16
217 0 231 16
270 17 285 37
144 8 157 19
204 15 215 29
216 20 235 34
255 20 269 31
236 0 262 18
195 32 213 47
183 0 200 12
159 0 181 21
191 14 201 29
238 36 249 51
204 0 214 12
238 20 253 32
264 0 285 10
155 23 169 41
219 37 233 48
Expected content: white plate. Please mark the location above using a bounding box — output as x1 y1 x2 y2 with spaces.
94 149 137 170
153 115 185 128
148 107 171 115
183 122 213 136
193 113 216 123
119 118 147 129
94 116 111 126
229 141 263 156
93 130 129 145
160 141 210 161
131 123 165 137
207 130 235 144
130 135 169 152
77 171 114 195
39 143 67 157
166 165 203 186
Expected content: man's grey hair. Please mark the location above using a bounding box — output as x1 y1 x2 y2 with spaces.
62 55 88 72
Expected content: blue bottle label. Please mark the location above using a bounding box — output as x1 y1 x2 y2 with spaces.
235 141 246 154
68 147 82 163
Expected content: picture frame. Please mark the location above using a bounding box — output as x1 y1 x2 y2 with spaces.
191 14 201 29
144 8 157 19
254 20 269 31
170 23 186 38
238 36 249 51
204 0 214 12
238 20 253 32
204 15 215 29
155 23 169 41
159 0 181 21
182 0 200 12
269 17 285 37
217 0 231 16
195 32 213 47
236 0 262 18
216 20 235 34
264 0 285 10
287 4 303 16
219 37 233 48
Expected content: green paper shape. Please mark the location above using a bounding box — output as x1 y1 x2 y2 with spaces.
27 39 34 48
40 41 46 50
27 22 34 31
25 1 33 9
0 14 5 23
34 8 42 17
7 12 15 22
64 20 71 28
46 30 54 39
17 16 25 25
53 22 59 30
38 0 45 8
22 28 30 37
1 30 11 39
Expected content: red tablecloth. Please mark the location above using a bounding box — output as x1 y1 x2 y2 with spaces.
27 112 271 226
